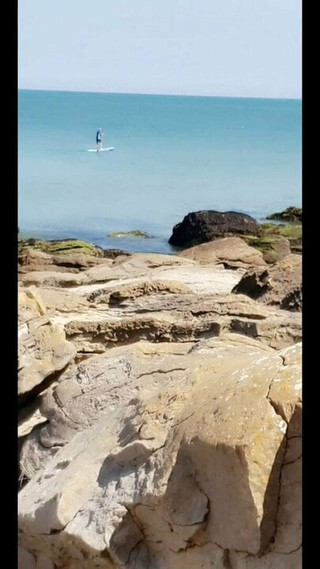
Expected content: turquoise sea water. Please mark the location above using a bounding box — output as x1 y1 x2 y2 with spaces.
18 89 302 254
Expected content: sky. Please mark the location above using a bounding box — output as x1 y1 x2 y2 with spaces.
18 0 302 99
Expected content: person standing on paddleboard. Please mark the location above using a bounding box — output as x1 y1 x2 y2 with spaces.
96 128 103 151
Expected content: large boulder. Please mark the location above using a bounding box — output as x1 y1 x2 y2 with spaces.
179 236 266 269
168 210 261 247
18 337 301 569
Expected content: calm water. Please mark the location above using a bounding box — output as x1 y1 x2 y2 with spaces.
18 89 302 254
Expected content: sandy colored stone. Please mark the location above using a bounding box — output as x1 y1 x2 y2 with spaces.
59 293 301 352
18 547 36 569
31 286 90 313
18 323 76 395
21 271 89 288
18 290 46 325
18 337 301 569
179 236 267 268
233 254 302 310
261 235 291 264
17 243 302 569
81 253 195 284
108 279 191 302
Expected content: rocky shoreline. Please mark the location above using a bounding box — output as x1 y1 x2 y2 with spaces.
18 209 302 569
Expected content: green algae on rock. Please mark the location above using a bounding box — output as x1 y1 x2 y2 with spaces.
18 239 104 257
108 230 151 239
266 206 302 223
242 222 302 260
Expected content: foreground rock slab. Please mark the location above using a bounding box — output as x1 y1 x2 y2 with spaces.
18 336 301 569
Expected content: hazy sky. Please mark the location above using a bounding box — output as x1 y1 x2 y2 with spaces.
18 0 302 99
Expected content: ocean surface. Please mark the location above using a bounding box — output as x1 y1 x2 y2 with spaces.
18 89 302 254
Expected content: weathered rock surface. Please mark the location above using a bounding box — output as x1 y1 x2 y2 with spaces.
169 210 261 247
20 270 91 288
32 287 90 313
20 253 197 288
259 235 291 264
179 236 267 268
18 240 107 278
18 290 76 396
232 254 302 311
58 293 301 354
18 240 302 569
107 280 192 303
18 321 76 396
18 337 302 569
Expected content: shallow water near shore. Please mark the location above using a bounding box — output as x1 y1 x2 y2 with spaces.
18 90 301 254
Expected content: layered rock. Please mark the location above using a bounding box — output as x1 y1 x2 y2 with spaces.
18 337 302 569
18 290 76 397
18 240 107 276
18 239 302 569
232 254 302 311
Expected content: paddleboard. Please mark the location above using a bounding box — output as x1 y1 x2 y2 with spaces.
87 147 115 152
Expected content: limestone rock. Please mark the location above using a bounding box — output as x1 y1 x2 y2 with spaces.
31 287 90 313
19 341 195 477
82 253 195 284
18 242 109 281
59 292 301 353
18 337 301 569
18 289 46 325
21 271 90 288
232 254 302 311
261 235 291 264
179 236 267 268
108 280 192 303
18 247 54 273
18 322 76 396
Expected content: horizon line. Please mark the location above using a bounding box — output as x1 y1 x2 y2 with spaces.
18 87 302 102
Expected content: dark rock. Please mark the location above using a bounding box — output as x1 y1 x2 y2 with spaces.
232 270 271 300
243 235 291 264
266 207 302 223
232 254 302 311
168 210 261 247
280 288 302 312
103 249 131 260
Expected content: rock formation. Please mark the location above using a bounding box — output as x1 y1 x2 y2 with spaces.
232 254 302 311
18 239 302 569
266 207 302 223
168 210 261 247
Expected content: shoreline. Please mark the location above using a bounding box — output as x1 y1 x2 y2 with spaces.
18 208 302 256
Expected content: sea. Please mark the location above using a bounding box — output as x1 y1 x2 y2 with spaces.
18 89 302 255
